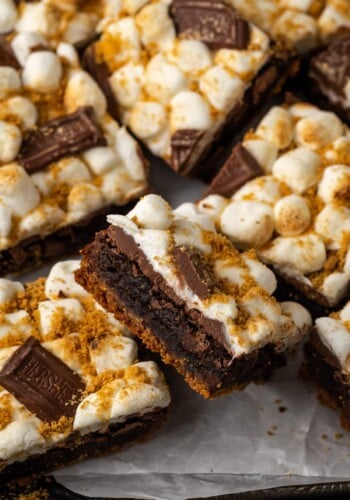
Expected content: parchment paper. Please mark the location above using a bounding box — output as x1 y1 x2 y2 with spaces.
22 163 350 499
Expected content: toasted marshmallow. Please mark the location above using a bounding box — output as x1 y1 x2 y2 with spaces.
67 184 104 222
233 176 283 205
0 122 22 164
38 298 84 337
256 106 293 150
30 170 54 196
220 201 274 247
64 70 107 120
147 127 171 157
288 102 319 119
104 18 140 67
197 195 228 223
3 97 38 130
63 12 97 45
274 195 311 236
316 317 350 367
136 2 175 50
340 303 350 323
0 279 23 304
83 147 120 176
53 157 92 186
0 420 44 462
170 91 212 132
315 204 350 250
128 195 173 230
0 203 12 239
23 51 62 93
215 49 266 79
243 139 278 174
260 233 326 274
344 248 350 277
199 66 244 111
170 40 212 75
109 63 143 108
272 11 318 52
280 301 312 333
89 335 138 373
19 204 65 238
321 273 349 305
0 67 21 100
11 32 47 66
0 164 39 217
129 101 167 139
295 111 344 150
0 0 17 34
45 260 89 299
318 2 350 41
56 42 79 66
15 2 60 38
114 126 145 181
272 147 320 194
318 165 350 204
145 55 186 102
242 253 277 294
122 0 148 15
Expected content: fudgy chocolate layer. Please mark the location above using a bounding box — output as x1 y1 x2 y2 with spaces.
0 408 167 485
302 329 350 430
76 228 286 398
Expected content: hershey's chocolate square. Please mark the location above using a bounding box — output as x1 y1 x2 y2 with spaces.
0 337 85 422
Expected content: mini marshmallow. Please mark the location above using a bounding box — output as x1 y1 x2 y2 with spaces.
315 204 350 250
30 170 54 196
56 42 79 66
256 106 293 150
0 421 44 462
18 205 65 238
89 335 138 373
215 49 266 79
206 298 238 322
316 317 350 368
321 272 349 305
243 139 278 174
3 97 38 130
114 126 145 181
170 91 212 132
274 195 311 236
0 164 39 217
248 24 270 52
0 310 32 341
107 214 139 234
240 290 281 329
220 201 274 247
272 11 318 53
45 260 89 299
15 3 60 38
214 261 245 286
280 302 312 333
0 122 22 164
172 218 211 254
295 111 344 150
242 253 277 294
128 195 173 230
129 101 167 139
318 2 350 41
344 248 350 277
170 40 212 75
64 70 107 120
0 67 21 100
146 128 171 157
38 298 84 337
0 203 12 239
197 195 228 223
101 168 144 205
182 213 215 232
199 66 245 111
272 147 320 194
11 32 48 67
0 0 17 34
63 12 97 45
233 176 284 205
340 303 350 323
23 51 62 93
145 55 187 102
135 2 175 50
174 204 215 231
260 233 326 275
288 102 320 119
318 165 350 204
67 184 104 222
173 202 198 219
109 63 144 108
0 279 24 305
83 147 120 176
53 158 92 186
104 18 140 68
122 0 148 15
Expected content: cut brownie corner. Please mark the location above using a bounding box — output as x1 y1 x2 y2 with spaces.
76 194 312 398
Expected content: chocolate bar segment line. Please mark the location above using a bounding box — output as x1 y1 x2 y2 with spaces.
18 106 107 174
0 336 85 423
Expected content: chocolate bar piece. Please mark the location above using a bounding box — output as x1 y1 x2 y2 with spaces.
201 100 350 309
76 194 311 398
308 37 350 125
0 260 170 484
301 301 350 430
0 32 148 275
85 0 292 179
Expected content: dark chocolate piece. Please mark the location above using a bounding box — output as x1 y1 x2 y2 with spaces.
18 106 107 174
173 246 211 299
82 44 120 121
0 36 20 69
204 143 263 197
170 0 250 50
170 129 204 174
0 337 85 422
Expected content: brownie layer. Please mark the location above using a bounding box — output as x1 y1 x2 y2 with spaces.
0 408 167 485
302 329 350 430
76 228 286 398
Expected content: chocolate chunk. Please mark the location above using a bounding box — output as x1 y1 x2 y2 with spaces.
173 246 215 299
204 143 263 197
170 0 250 50
18 106 107 174
0 337 85 422
82 44 120 122
309 38 350 99
0 36 20 69
171 129 204 174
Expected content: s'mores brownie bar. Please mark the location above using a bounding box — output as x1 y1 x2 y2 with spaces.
230 0 350 53
84 0 292 179
302 301 350 430
0 260 170 484
201 100 350 310
76 194 311 398
0 34 148 275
